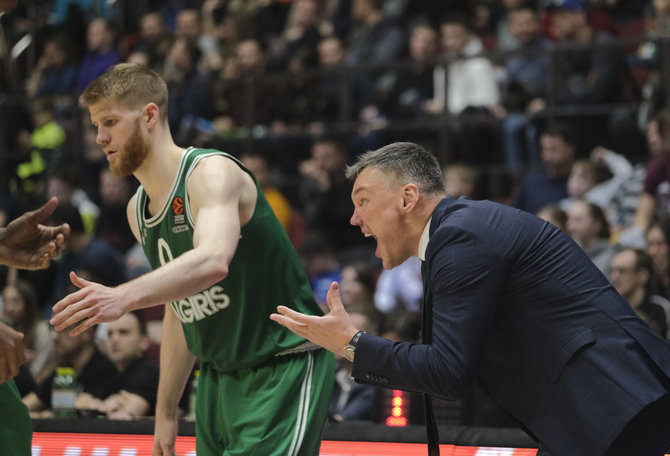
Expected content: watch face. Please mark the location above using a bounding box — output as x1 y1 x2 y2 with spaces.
344 345 355 362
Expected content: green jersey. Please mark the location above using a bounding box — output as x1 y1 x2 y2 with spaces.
135 148 322 371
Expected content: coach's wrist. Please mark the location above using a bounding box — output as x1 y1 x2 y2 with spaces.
343 330 365 363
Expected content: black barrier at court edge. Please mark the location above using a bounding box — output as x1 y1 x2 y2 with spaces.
32 419 538 448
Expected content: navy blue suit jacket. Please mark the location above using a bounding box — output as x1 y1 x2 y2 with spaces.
352 197 670 456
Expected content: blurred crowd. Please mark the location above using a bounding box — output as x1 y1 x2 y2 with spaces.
1 0 670 424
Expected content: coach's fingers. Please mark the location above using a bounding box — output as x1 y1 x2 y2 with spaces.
325 282 345 312
273 305 316 324
270 307 309 335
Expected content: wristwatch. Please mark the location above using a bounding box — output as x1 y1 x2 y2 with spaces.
343 331 365 363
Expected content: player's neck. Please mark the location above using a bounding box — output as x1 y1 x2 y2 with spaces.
135 139 186 202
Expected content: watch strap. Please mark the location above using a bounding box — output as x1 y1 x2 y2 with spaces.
348 330 365 347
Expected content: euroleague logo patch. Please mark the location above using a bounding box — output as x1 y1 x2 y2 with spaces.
171 196 189 233
172 196 185 215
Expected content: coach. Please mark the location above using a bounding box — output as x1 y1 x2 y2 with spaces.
272 142 670 456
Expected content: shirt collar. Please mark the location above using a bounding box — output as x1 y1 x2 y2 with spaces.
418 217 432 261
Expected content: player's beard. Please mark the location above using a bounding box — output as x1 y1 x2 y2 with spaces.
110 118 150 177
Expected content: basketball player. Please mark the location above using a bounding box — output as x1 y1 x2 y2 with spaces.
50 64 334 455
0 198 70 455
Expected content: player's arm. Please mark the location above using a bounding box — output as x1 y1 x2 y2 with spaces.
51 156 254 335
0 321 25 383
153 304 196 456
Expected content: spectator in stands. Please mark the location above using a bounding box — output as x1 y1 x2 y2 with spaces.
559 147 634 215
627 109 670 241
427 12 500 117
96 169 137 254
443 163 478 199
512 124 576 214
536 203 568 231
300 233 342 309
307 35 348 127
46 168 100 235
240 151 293 232
47 204 126 307
376 21 438 121
214 38 279 130
634 0 670 126
24 33 78 99
85 311 159 419
2 280 55 386
75 18 120 93
543 0 638 156
201 0 242 63
611 248 669 338
298 136 371 252
328 305 381 422
134 12 173 72
606 116 665 245
163 37 212 144
22 323 117 415
567 199 617 278
646 222 670 300
374 256 423 314
346 0 405 67
267 0 323 73
346 0 406 110
339 260 379 309
48 0 109 25
492 0 529 52
174 8 222 73
12 98 67 202
425 12 501 164
497 5 553 174
635 0 670 66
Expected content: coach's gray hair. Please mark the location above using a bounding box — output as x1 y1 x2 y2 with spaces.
345 142 445 195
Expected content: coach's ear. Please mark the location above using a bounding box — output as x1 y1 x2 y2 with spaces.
400 183 419 213
143 103 160 130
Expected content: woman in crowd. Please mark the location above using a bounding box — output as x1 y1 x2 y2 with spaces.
2 280 55 386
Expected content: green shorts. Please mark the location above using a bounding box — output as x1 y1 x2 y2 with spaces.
0 379 32 455
196 349 334 456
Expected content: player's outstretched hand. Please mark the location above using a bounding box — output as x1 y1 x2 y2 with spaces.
270 282 360 357
50 272 127 336
0 322 25 383
0 197 70 270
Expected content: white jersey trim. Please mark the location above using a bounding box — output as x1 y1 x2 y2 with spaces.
288 351 314 456
142 147 194 229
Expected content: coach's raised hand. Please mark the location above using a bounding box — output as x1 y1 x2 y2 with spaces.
271 281 360 357
51 271 128 336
